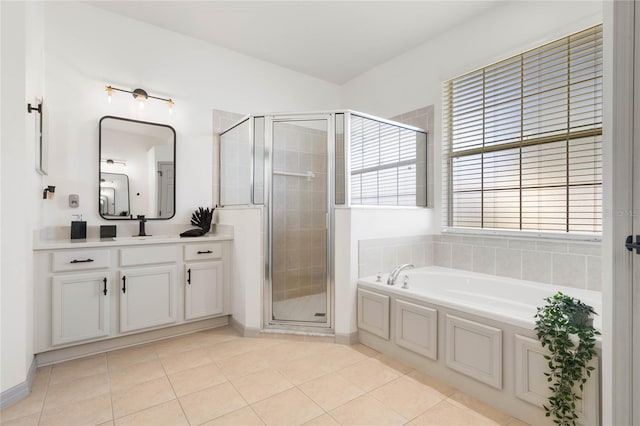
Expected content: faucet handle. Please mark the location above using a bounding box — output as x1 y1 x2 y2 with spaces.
402 274 410 289
137 215 146 222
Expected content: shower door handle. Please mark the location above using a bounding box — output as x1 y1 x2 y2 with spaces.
625 235 640 254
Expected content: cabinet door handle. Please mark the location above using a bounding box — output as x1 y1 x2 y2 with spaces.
103 277 108 296
197 250 213 254
70 258 94 264
187 268 191 285
122 276 126 293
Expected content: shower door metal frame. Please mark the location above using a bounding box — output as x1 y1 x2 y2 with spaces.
264 113 335 330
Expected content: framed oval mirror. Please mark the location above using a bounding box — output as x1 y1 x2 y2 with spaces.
99 116 176 220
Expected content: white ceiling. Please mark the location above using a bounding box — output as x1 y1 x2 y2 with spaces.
87 1 499 84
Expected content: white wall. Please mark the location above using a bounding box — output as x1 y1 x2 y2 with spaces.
341 1 603 232
217 208 263 333
1 1 44 394
334 208 435 337
41 2 341 228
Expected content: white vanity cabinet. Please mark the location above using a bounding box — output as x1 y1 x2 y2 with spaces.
185 262 224 320
34 236 233 355
118 245 179 333
119 265 178 332
51 271 110 345
184 243 225 320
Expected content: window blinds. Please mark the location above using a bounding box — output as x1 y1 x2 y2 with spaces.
443 25 602 234
350 114 428 206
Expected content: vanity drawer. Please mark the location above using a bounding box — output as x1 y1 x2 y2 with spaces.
52 250 110 272
184 243 222 261
120 246 178 267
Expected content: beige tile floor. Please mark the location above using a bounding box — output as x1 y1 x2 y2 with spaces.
0 327 528 426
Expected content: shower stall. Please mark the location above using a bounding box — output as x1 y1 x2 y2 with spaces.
219 111 427 331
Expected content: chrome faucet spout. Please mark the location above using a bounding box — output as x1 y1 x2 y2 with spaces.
387 263 415 285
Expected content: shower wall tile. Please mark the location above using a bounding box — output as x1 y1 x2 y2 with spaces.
272 122 328 300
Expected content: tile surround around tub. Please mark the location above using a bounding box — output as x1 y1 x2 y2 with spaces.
359 234 602 291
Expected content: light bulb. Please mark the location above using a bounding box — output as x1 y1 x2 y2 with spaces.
105 86 114 104
167 99 174 115
139 100 144 110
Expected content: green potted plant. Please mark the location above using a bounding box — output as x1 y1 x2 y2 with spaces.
534 292 600 426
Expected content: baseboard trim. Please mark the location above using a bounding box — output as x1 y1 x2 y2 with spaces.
36 316 229 366
0 356 37 409
335 331 359 345
230 317 261 337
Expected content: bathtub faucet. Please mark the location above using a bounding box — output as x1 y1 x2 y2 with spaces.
387 264 414 285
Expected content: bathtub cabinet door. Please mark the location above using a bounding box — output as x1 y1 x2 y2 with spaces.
445 314 502 389
514 335 599 426
395 299 437 360
357 288 389 340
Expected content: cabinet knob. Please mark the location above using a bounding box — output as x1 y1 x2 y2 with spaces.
122 276 126 293
187 268 191 285
103 277 107 296
197 250 213 254
70 258 94 264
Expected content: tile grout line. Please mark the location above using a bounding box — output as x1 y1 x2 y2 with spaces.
155 342 193 426
221 367 269 426
35 365 53 426
105 353 116 426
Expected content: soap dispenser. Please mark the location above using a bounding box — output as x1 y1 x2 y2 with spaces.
70 214 87 240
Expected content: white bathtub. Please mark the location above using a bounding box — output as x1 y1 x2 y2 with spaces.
358 265 602 332
356 266 601 425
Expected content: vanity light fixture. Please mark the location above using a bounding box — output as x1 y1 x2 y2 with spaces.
105 85 174 113
101 158 127 166
101 158 127 173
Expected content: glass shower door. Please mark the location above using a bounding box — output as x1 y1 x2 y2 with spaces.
270 118 329 325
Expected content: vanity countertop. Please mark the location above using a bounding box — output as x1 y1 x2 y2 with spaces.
34 232 233 251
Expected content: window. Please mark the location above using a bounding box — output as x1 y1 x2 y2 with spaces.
443 25 602 235
350 114 428 206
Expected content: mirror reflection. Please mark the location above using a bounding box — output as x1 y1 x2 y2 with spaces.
99 116 175 220
100 172 130 216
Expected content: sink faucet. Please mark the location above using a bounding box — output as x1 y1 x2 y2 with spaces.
387 264 414 285
136 215 149 237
